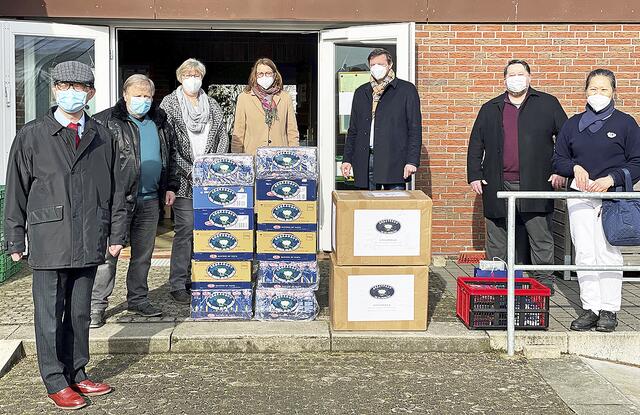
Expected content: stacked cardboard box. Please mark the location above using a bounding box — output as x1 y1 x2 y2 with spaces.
254 147 319 321
190 154 255 320
330 190 432 330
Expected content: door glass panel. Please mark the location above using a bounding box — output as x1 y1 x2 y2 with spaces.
14 36 95 130
334 44 396 190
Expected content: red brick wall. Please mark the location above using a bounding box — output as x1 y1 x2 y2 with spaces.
415 24 640 255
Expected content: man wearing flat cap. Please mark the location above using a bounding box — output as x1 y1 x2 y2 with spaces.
3 61 127 410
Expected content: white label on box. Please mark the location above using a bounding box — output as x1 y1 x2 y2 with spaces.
347 274 414 321
228 193 248 208
226 215 250 229
367 191 409 198
353 209 421 257
332 202 337 252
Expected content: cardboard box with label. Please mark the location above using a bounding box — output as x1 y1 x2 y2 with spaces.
255 231 317 261
193 208 255 231
191 260 252 283
256 200 317 231
192 186 254 209
193 230 254 261
330 253 429 331
332 190 432 266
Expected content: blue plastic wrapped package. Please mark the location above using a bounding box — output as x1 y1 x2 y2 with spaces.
256 260 319 290
191 285 253 320
255 147 317 180
254 287 318 321
192 154 255 186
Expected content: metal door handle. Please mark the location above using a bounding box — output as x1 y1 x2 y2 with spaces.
4 81 10 107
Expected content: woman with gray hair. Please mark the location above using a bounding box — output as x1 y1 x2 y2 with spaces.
160 58 229 304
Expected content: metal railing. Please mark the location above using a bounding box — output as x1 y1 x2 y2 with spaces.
496 191 640 356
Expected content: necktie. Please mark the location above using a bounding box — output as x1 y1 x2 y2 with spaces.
68 122 80 149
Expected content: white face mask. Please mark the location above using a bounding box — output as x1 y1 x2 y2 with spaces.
257 76 274 90
506 75 528 94
370 64 388 81
182 76 202 94
587 94 612 112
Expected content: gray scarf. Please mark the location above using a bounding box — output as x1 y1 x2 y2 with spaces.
176 86 210 134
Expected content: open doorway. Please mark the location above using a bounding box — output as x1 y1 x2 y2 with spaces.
117 30 318 146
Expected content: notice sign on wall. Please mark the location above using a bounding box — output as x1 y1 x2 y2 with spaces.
347 274 415 321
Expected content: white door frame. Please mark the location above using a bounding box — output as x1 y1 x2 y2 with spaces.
0 19 110 184
317 22 415 252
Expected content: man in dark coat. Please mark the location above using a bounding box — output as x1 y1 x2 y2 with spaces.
90 74 178 328
467 59 568 291
341 48 422 189
3 61 127 410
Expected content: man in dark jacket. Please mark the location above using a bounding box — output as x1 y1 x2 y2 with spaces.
341 48 422 189
467 59 568 291
90 74 178 328
4 61 127 409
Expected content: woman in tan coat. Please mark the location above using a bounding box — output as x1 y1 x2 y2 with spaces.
231 58 299 154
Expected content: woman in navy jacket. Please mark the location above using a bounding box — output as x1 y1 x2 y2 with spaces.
553 68 640 333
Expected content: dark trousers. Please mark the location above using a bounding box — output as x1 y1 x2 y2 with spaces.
92 199 160 312
485 181 555 278
367 153 407 191
32 267 97 394
169 197 193 292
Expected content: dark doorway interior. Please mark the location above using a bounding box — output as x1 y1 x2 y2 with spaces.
117 30 318 146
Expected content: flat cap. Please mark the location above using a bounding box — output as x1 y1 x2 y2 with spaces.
51 61 95 86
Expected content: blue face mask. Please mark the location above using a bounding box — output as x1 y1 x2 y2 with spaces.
56 89 88 113
129 96 152 117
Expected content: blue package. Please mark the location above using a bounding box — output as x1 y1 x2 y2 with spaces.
192 154 255 186
256 253 317 262
191 288 253 320
257 260 319 289
193 252 254 261
255 147 318 180
473 267 525 278
254 287 318 321
194 208 255 230
256 222 317 232
255 179 317 201
193 186 254 209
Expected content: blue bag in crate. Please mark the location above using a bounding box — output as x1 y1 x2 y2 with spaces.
255 147 317 180
192 154 254 186
254 287 318 321
473 267 524 278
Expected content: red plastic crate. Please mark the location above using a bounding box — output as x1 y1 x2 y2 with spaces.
456 277 551 330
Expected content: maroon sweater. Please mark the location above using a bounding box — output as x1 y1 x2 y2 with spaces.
502 95 524 181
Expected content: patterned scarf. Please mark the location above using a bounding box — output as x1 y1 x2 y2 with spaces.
251 83 281 128
370 68 396 117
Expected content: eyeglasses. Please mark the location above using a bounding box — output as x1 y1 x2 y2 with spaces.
257 72 274 78
55 82 91 91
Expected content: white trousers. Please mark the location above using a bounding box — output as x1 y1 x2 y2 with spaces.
567 198 623 312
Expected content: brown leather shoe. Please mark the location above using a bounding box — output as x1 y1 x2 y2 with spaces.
70 379 112 396
48 387 87 410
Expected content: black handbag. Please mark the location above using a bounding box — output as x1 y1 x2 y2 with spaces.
601 168 640 246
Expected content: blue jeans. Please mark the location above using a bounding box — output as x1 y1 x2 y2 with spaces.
368 153 407 190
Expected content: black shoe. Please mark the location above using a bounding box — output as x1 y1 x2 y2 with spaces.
596 310 618 332
570 309 599 331
89 311 105 329
535 276 555 295
127 302 163 317
170 289 191 304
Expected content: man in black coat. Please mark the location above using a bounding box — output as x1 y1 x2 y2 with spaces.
467 59 568 291
90 74 178 328
4 61 127 409
341 48 422 189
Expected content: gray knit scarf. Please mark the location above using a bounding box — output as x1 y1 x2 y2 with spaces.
176 86 210 134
